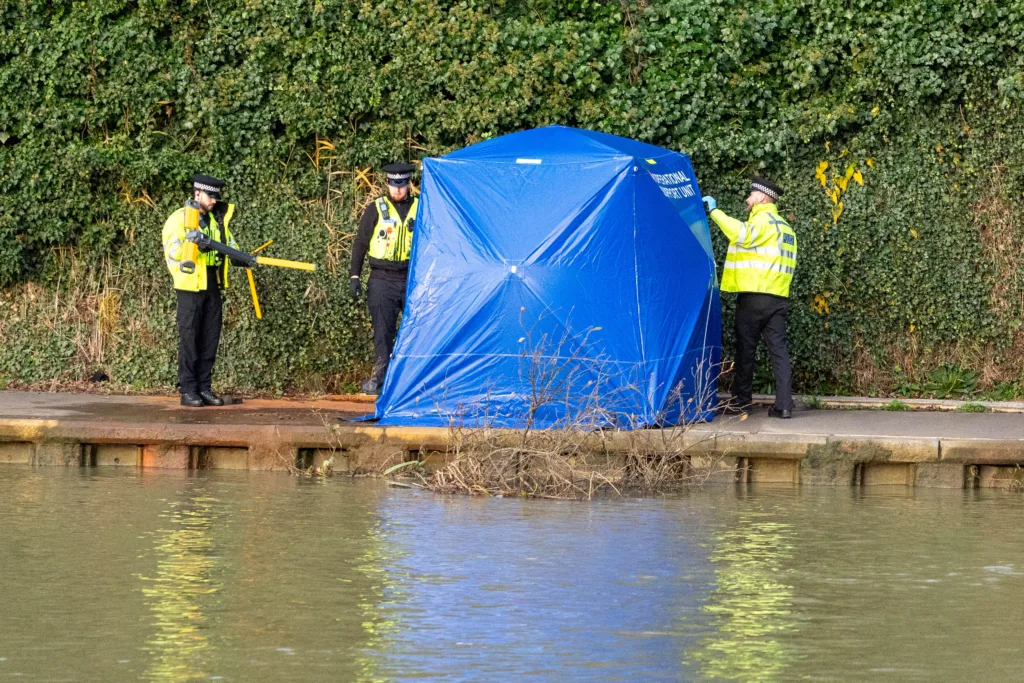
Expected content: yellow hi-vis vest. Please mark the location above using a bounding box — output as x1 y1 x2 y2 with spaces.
367 197 417 262
162 204 238 292
710 203 797 297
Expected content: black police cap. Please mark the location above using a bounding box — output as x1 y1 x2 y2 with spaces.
750 176 783 200
192 173 225 197
382 162 415 187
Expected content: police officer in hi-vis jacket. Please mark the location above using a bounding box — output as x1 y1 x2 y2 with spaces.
162 174 247 407
349 163 418 395
703 177 798 418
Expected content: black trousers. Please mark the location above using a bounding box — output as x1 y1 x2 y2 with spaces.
367 276 407 385
176 287 223 394
732 292 793 410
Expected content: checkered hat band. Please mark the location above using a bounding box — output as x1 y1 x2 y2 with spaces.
194 182 220 193
751 183 778 199
386 172 411 180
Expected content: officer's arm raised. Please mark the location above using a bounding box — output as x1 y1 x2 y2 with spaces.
708 208 753 245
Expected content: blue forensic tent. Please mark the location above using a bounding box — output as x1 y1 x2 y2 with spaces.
371 125 721 428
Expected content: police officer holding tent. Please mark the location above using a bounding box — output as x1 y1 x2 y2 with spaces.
703 177 797 418
349 163 418 395
162 174 247 407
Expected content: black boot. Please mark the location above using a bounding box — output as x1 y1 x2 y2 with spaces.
181 391 204 407
360 377 379 396
199 390 224 406
768 406 792 419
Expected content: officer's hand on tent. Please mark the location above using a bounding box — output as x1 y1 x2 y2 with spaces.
186 229 212 252
702 196 717 212
349 277 362 299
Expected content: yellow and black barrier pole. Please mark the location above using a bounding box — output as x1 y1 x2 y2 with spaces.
253 256 316 272
246 269 263 319
182 233 315 318
246 240 273 319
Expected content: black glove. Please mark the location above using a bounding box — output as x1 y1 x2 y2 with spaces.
185 229 211 252
230 257 254 268
349 277 361 299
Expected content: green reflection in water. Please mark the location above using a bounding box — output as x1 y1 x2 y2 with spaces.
139 490 222 682
689 513 800 681
352 519 410 683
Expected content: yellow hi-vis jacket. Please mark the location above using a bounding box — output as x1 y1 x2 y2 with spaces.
710 203 797 297
367 196 418 262
162 204 239 292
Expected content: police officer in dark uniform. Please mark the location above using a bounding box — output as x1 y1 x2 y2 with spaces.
162 174 246 407
349 163 418 395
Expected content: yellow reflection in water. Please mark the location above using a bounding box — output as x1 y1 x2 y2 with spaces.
140 492 221 682
689 515 799 681
351 520 409 683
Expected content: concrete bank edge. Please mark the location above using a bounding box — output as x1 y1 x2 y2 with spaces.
2 418 1024 488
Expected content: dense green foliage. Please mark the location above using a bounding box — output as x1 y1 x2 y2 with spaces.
1 0 1023 396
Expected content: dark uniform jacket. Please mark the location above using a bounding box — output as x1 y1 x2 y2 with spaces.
349 196 416 281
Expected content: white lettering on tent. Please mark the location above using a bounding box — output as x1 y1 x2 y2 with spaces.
649 170 692 184
656 184 696 199
516 158 542 165
648 169 696 200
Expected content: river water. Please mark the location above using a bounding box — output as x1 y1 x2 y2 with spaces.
1 468 1023 681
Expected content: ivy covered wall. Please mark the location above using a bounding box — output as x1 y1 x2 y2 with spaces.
1 0 1022 397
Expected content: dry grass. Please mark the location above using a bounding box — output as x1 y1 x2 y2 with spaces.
0 249 164 381
305 135 421 275
854 331 1024 397
425 419 736 500
900 339 1024 393
974 164 1024 323
429 429 624 499
850 339 889 396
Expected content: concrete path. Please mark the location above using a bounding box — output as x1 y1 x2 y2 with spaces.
0 391 369 425
710 408 1024 441
0 390 1019 438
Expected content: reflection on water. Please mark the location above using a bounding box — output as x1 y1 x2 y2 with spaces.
140 488 223 682
352 517 409 683
690 513 797 681
351 498 712 681
3 471 1024 681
